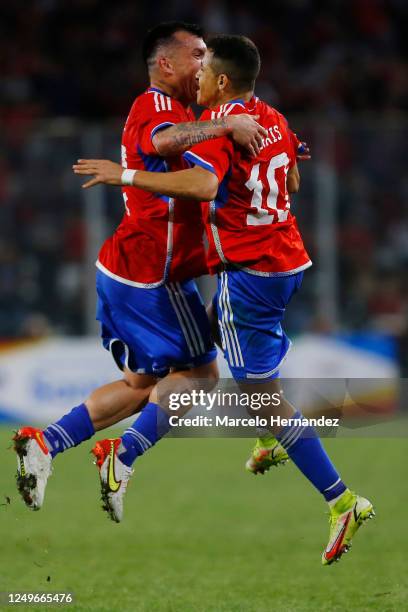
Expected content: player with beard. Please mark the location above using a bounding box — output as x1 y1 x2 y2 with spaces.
13 23 267 521
75 35 374 564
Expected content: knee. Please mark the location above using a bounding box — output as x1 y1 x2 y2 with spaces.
201 360 219 390
124 371 157 392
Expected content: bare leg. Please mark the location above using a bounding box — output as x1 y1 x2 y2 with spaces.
85 369 157 431
150 360 219 416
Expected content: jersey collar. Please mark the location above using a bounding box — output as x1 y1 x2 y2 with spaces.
228 95 259 107
147 86 171 96
228 97 246 105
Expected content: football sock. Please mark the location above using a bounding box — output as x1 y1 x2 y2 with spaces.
43 404 95 459
277 410 347 502
118 401 171 467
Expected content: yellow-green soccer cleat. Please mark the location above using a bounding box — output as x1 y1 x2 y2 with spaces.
245 435 289 474
322 490 375 565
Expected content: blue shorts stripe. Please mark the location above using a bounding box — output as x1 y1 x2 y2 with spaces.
218 273 237 367
168 283 205 357
166 285 198 358
223 272 244 367
172 283 204 354
219 272 244 368
175 282 206 354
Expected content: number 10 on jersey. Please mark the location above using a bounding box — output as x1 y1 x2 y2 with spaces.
246 153 290 226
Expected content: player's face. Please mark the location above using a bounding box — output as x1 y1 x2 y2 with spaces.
169 32 206 104
196 51 221 108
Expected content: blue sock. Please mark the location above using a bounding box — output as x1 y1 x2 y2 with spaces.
119 402 171 467
43 404 95 459
277 411 347 502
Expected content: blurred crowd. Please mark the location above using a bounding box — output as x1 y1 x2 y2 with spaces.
1 0 407 121
0 0 407 371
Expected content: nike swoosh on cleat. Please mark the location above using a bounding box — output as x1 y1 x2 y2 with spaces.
354 506 361 522
108 442 121 493
324 511 352 562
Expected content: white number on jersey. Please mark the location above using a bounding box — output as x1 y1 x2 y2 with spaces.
246 153 290 226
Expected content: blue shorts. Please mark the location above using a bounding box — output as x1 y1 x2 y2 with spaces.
215 269 303 381
96 270 217 377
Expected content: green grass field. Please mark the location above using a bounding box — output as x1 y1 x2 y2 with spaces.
0 427 407 611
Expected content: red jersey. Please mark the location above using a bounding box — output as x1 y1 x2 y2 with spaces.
97 87 207 287
183 97 311 276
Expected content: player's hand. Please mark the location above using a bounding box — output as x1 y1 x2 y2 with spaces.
290 130 311 161
227 114 268 157
297 141 311 161
72 159 123 188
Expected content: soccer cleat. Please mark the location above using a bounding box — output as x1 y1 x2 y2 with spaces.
13 427 52 510
245 435 289 474
91 438 133 523
322 490 375 565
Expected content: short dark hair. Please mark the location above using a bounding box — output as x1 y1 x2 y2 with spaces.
206 35 261 91
142 21 204 67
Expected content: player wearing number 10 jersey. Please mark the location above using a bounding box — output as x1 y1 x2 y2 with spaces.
185 99 311 279
184 96 311 381
174 53 310 385
74 34 375 563
189 36 374 564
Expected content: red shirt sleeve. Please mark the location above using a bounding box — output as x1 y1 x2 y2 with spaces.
182 109 234 182
136 92 186 156
289 129 300 151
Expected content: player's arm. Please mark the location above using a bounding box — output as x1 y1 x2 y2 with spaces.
153 115 268 157
287 163 300 193
72 159 219 201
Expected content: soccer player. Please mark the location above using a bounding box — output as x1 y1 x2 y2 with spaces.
13 22 267 518
74 35 375 564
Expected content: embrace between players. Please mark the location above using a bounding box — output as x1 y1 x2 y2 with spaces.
14 22 374 565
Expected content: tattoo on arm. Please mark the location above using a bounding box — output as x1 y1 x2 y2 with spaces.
170 119 229 149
